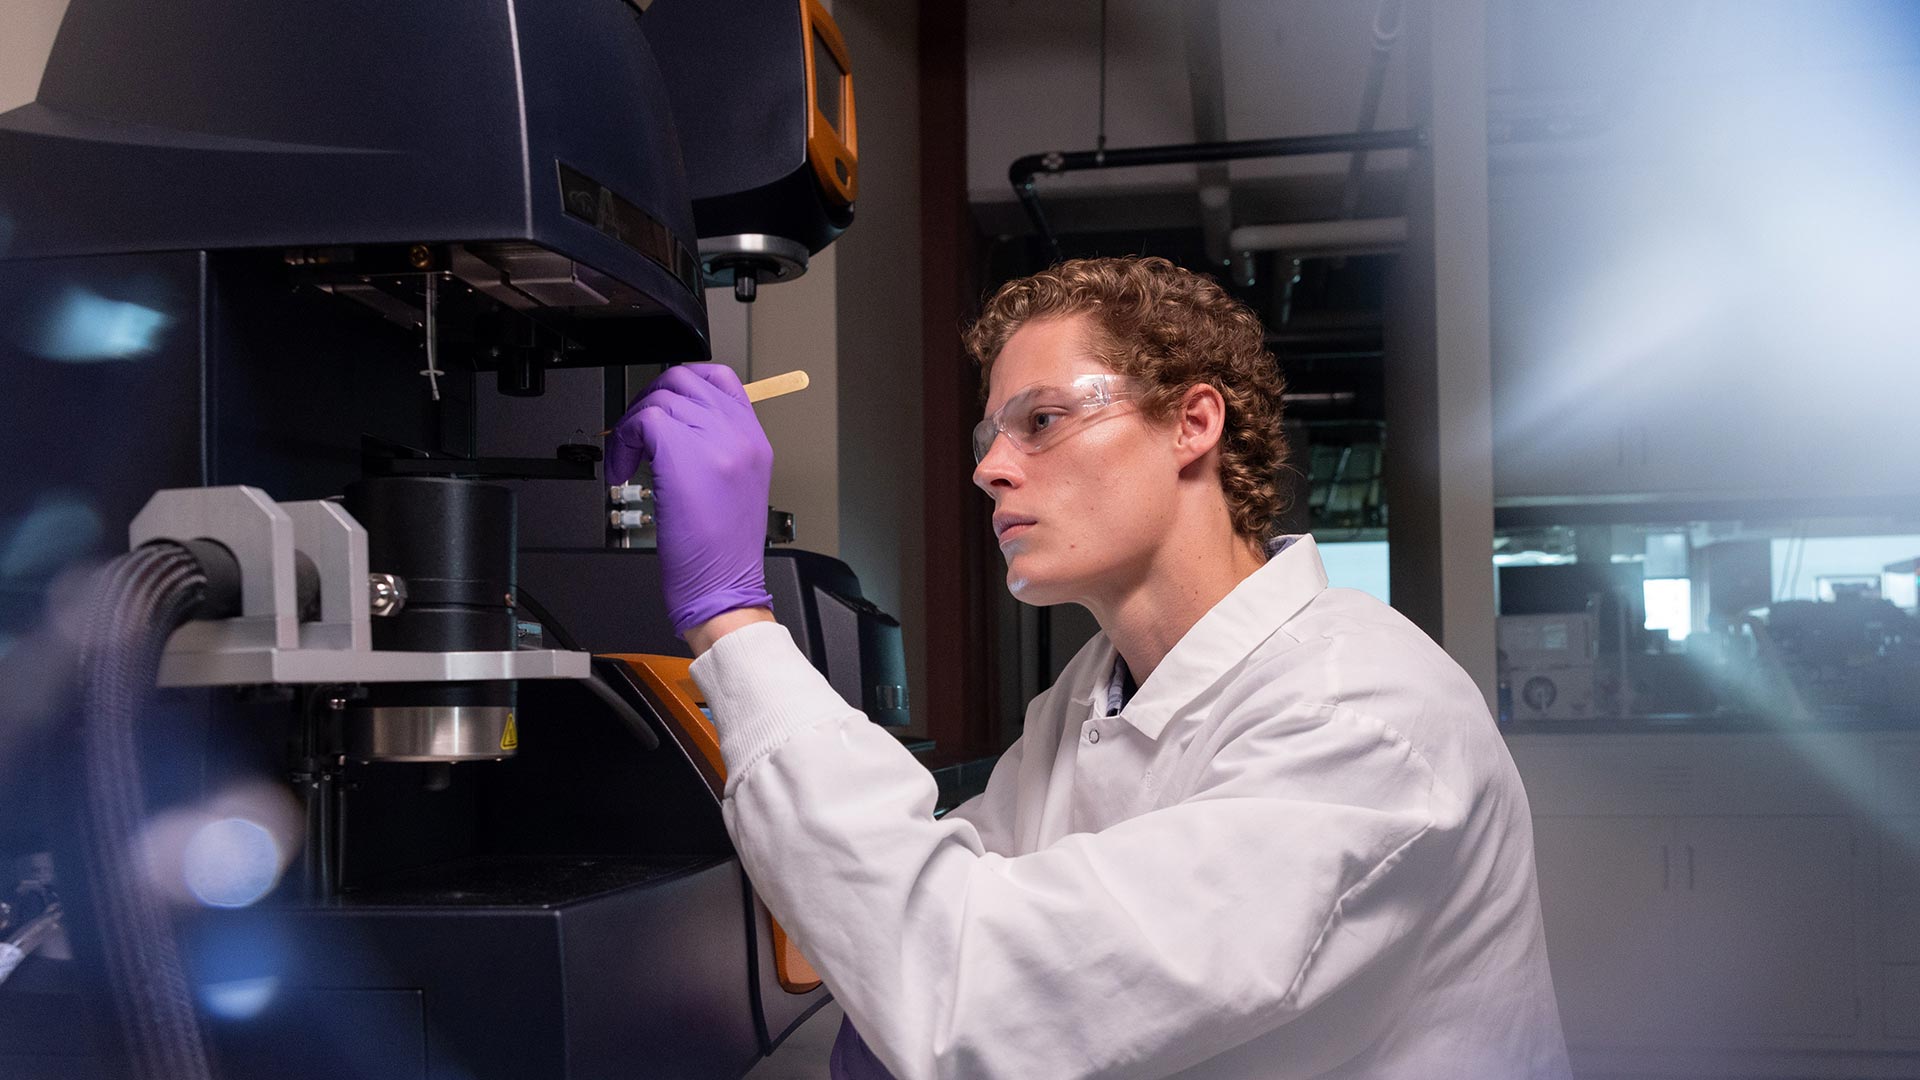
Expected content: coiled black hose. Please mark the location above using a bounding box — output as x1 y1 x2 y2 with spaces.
74 540 238 1080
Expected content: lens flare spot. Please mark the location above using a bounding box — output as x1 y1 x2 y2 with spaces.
0 493 104 580
182 817 282 909
35 287 170 362
201 975 281 1021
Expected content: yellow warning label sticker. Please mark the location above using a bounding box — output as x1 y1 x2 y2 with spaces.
500 713 519 751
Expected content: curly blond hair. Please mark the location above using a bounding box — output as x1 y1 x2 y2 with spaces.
963 256 1290 540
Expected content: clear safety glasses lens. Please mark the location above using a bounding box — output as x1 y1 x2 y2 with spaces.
971 375 1137 463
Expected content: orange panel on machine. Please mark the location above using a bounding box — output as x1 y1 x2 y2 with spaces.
771 919 823 993
609 653 724 779
604 653 824 995
800 0 857 206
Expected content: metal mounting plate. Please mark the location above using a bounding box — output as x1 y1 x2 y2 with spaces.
157 647 590 688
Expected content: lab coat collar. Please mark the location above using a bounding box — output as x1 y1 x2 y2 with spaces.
1082 534 1329 741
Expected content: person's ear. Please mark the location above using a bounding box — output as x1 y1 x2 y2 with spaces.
1172 383 1228 470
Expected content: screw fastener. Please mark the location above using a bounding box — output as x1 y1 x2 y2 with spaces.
369 573 408 617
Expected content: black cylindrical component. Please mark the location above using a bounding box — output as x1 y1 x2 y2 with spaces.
292 550 322 622
344 476 517 653
341 476 519 761
171 538 244 620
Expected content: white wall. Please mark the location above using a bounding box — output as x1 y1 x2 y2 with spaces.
735 0 930 737
748 246 842 556
0 0 69 115
831 0 927 737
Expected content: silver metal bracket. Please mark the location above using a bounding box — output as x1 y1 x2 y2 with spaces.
129 487 590 687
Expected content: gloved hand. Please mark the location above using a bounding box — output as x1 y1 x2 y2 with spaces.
606 364 774 636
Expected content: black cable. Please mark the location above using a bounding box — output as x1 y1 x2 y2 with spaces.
515 590 659 751
73 542 225 1080
582 666 662 752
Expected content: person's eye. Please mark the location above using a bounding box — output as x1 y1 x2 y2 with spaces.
1026 410 1065 436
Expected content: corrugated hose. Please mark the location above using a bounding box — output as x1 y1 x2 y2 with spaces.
71 539 240 1080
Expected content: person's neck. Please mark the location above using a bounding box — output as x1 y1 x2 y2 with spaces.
1083 516 1267 686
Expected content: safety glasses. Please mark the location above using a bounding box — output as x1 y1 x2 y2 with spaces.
971 373 1141 464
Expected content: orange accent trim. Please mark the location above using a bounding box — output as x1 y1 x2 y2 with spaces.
801 0 858 206
771 917 823 993
606 654 725 781
603 654 822 994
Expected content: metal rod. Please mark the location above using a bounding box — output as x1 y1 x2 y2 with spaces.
1096 0 1108 156
1009 127 1425 262
421 273 442 402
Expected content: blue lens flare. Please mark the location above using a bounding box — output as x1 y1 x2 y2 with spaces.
35 287 171 362
182 817 283 909
201 975 282 1021
0 493 103 580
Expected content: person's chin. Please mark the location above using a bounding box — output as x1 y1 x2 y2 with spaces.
1004 553 1076 607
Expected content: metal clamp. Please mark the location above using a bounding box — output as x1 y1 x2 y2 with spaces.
129 487 589 687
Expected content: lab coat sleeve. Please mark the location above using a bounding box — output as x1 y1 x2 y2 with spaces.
692 622 1464 1080
930 733 1027 853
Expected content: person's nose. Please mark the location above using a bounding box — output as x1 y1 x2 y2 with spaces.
971 433 1022 497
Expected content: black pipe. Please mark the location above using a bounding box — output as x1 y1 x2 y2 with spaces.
1008 127 1425 262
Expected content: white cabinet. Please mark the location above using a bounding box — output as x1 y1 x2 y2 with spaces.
1488 180 1779 502
1678 816 1856 1038
1533 816 1679 1039
1533 814 1857 1046
1508 733 1920 1075
1879 815 1920 1040
1488 176 1920 504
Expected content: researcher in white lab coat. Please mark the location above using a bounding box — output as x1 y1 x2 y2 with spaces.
604 256 1571 1080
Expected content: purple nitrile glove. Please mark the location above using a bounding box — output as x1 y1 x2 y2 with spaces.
606 363 774 637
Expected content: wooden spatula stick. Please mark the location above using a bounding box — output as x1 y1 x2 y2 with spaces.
597 370 810 436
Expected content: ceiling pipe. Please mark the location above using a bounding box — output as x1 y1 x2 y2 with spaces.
1338 0 1406 221
1229 0 1409 288
1229 216 1407 256
1180 0 1234 269
1009 127 1425 263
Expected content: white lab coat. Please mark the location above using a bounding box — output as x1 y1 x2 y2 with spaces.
691 535 1571 1079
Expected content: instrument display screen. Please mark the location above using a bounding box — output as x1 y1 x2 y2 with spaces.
813 28 843 136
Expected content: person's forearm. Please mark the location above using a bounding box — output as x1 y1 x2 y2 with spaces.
685 606 776 655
